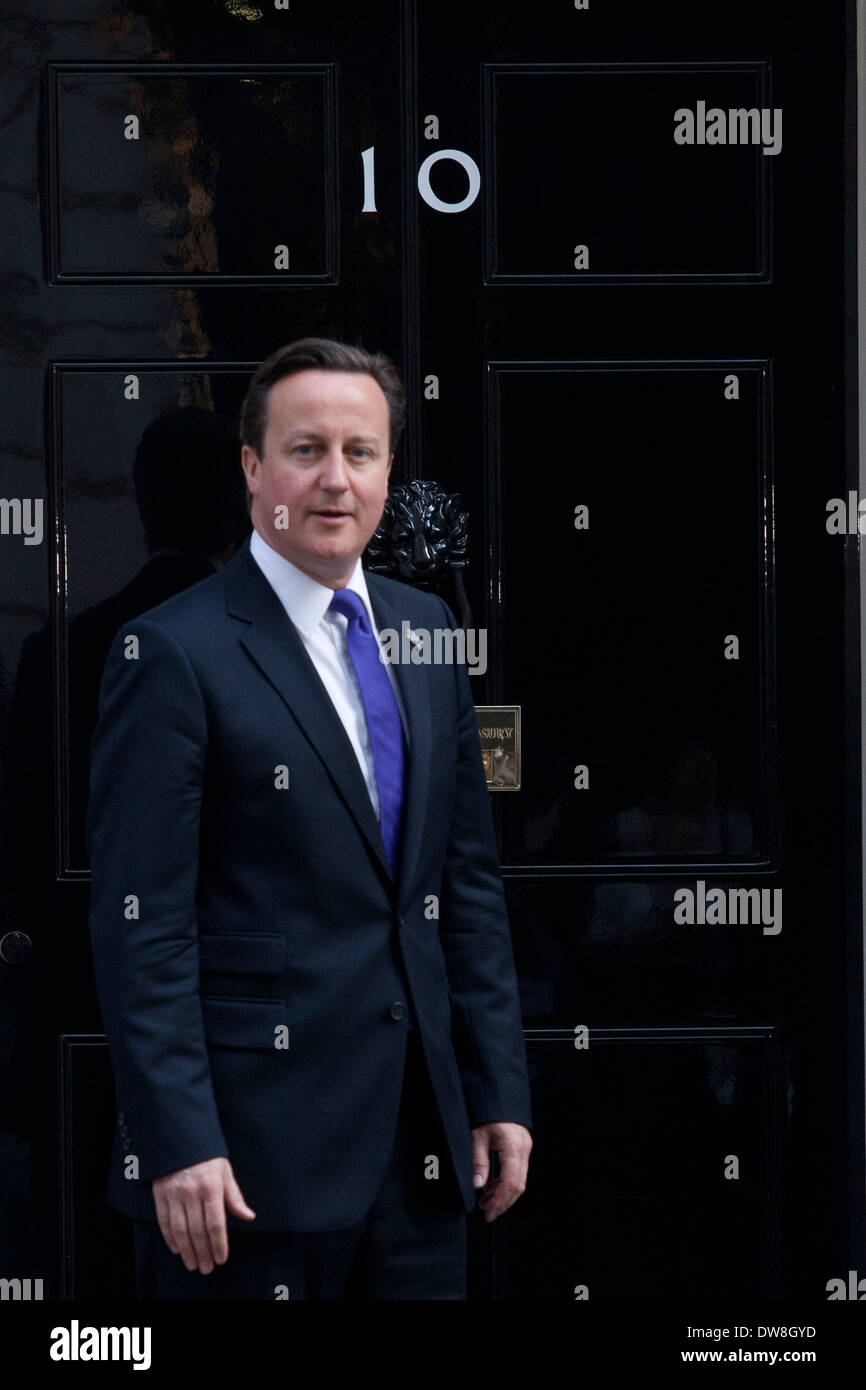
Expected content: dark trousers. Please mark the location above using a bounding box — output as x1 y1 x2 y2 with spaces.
132 1030 468 1300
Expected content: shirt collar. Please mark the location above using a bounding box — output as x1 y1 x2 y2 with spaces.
249 526 375 637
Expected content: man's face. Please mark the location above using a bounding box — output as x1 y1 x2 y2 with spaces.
241 368 393 587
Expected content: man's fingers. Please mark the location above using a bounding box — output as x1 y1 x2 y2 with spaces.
479 1178 520 1220
476 1136 531 1220
493 1148 525 1195
153 1191 178 1255
152 1158 247 1273
478 1175 503 1221
479 1170 521 1221
167 1203 197 1272
471 1133 491 1190
185 1198 216 1274
202 1190 229 1266
223 1165 256 1221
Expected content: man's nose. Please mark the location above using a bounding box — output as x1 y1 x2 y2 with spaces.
318 448 350 487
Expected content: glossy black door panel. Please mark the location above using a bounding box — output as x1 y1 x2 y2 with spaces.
488 362 773 871
506 1031 781 1300
51 363 254 876
48 64 337 283
484 64 771 283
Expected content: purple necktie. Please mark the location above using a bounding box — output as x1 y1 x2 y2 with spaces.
328 588 407 875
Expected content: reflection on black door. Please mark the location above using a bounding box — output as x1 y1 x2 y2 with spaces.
0 0 860 1301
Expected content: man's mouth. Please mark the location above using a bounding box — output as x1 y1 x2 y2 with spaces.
311 509 353 524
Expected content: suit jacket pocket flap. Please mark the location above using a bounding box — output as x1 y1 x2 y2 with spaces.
201 996 288 1049
198 931 286 976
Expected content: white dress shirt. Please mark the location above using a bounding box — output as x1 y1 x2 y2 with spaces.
249 527 409 818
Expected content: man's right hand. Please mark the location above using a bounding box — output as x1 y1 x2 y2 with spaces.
152 1157 255 1274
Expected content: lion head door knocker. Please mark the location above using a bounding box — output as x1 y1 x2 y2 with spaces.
364 479 471 627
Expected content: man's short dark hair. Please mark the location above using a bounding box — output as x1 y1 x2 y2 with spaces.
240 337 406 461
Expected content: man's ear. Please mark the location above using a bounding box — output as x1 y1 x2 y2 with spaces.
241 444 260 490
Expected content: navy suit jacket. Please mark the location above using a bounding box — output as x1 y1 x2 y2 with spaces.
86 533 532 1231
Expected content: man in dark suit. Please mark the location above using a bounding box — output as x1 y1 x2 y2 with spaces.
86 338 533 1300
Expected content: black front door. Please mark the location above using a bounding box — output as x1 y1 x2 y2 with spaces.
0 0 860 1303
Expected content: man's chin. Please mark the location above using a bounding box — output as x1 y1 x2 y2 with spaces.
311 536 357 561
292 536 365 578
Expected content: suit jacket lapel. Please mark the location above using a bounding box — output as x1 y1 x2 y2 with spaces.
366 574 432 910
222 539 432 907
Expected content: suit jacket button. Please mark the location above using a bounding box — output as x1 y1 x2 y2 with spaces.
389 1002 406 1021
